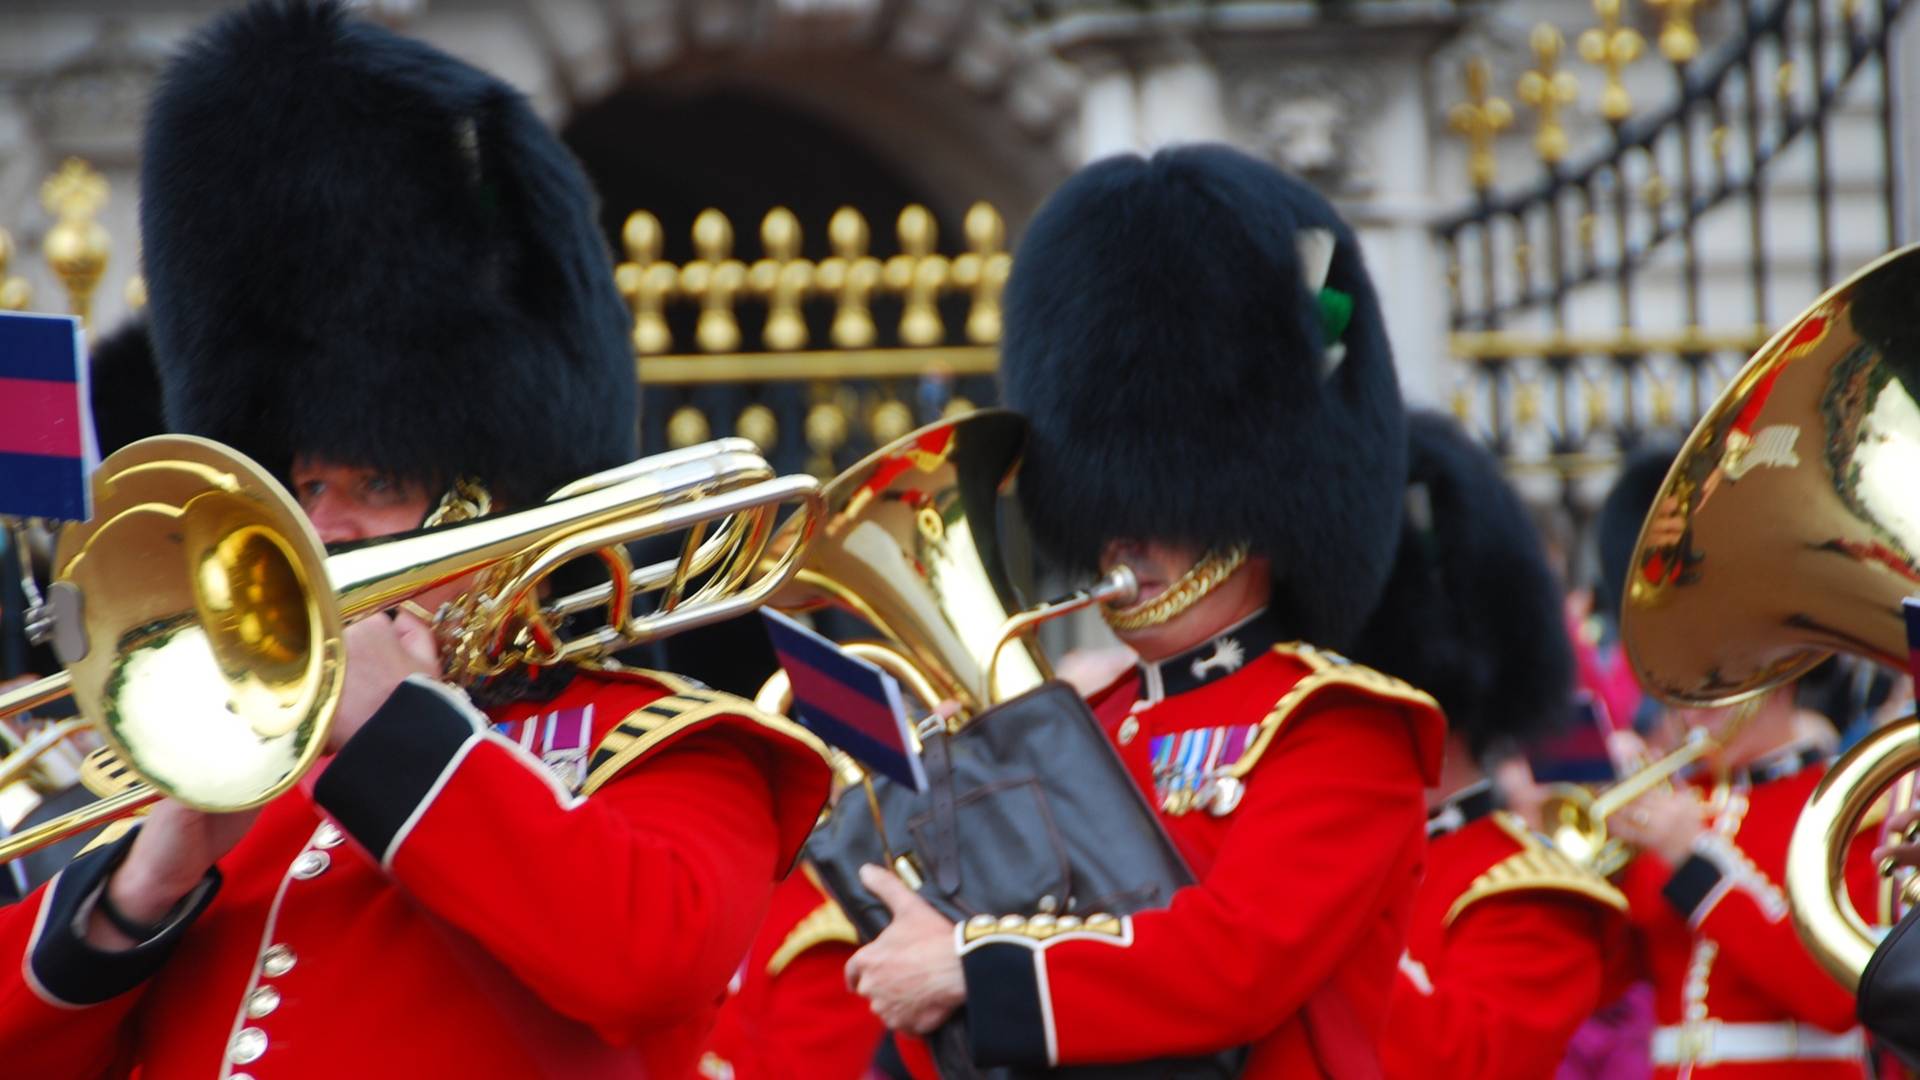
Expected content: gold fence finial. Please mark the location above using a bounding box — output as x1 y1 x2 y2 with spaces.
886 205 949 346
1450 59 1513 192
40 158 110 328
818 207 880 348
1518 25 1579 165
1645 0 1704 63
684 209 745 353
951 202 1010 345
1578 0 1644 124
618 210 673 356
751 208 812 351
0 229 30 311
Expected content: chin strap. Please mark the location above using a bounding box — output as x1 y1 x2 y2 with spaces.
422 475 493 528
1102 545 1250 632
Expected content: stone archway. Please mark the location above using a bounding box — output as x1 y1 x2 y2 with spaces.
517 0 1081 231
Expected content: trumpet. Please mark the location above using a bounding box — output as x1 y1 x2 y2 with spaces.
0 433 822 864
1540 729 1718 877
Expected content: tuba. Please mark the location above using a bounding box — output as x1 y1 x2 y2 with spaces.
0 433 822 863
1616 244 1920 991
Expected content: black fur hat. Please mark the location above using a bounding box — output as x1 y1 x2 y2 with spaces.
87 320 164 457
1000 145 1406 647
1595 443 1681 622
1346 413 1572 758
141 0 636 505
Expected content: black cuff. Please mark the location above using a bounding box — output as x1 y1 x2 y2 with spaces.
961 942 1051 1068
28 827 220 1006
313 676 481 864
1662 852 1725 920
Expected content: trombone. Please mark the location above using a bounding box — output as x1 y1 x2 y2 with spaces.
0 433 822 864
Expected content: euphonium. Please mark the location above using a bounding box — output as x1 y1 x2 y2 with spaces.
1617 244 1920 989
754 408 1134 729
0 433 822 864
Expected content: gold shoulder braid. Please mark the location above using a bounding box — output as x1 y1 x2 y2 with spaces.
1231 643 1438 779
766 898 861 976
1154 643 1438 817
1444 811 1629 925
582 686 827 796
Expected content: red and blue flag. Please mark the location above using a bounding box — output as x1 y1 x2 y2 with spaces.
0 313 96 521
761 609 926 792
1527 691 1619 785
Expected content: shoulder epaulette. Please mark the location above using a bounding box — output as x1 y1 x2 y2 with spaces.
582 685 827 796
1444 811 1629 925
766 898 861 976
1228 643 1442 781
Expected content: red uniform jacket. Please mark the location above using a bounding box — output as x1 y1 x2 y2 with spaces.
1619 747 1877 1079
949 628 1446 1077
0 665 832 1079
1382 794 1628 1079
699 865 881 1079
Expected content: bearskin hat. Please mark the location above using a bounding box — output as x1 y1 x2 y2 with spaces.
1000 145 1407 647
1595 443 1681 623
87 320 164 457
141 0 635 505
1345 412 1572 758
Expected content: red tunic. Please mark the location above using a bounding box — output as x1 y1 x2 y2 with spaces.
698 866 881 1079
0 665 832 1079
1618 752 1877 1079
1382 806 1627 1079
951 641 1446 1077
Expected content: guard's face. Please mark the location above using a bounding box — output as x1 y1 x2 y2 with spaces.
291 458 433 545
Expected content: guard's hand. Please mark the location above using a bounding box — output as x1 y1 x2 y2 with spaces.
328 611 441 752
1611 786 1709 868
93 798 262 950
844 863 964 1035
1874 806 1920 872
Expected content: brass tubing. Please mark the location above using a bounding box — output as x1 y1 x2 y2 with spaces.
0 784 161 863
1585 733 1714 822
0 671 71 723
0 717 89 792
1786 715 1920 990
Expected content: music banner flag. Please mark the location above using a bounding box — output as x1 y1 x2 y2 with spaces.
1527 691 1620 785
0 313 97 521
760 609 926 792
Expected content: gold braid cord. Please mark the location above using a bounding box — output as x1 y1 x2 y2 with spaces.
766 899 861 976
1223 643 1441 785
1102 545 1250 632
1444 811 1630 926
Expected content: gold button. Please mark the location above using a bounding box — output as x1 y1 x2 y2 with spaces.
1117 716 1140 745
229 1027 267 1065
313 823 344 849
261 944 296 977
246 986 281 1018
292 851 330 879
